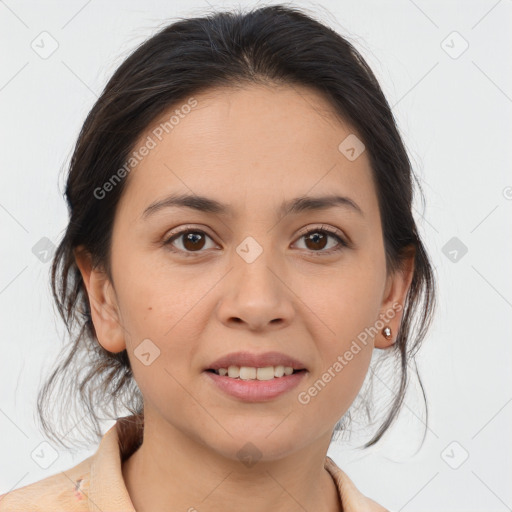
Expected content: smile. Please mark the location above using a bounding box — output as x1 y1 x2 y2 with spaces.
203 368 307 401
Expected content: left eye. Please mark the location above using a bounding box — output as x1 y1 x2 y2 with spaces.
293 228 348 253
163 227 347 256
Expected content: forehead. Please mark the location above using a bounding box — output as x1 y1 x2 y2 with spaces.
117 83 378 222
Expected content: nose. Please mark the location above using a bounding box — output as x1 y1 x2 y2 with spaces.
215 245 295 332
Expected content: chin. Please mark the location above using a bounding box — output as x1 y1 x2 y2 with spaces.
205 425 308 463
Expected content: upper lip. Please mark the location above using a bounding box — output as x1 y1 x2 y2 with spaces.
206 351 307 371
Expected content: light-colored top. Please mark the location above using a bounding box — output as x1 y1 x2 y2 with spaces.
0 414 389 511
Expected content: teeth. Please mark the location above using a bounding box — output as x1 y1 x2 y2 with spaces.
227 366 240 378
215 365 298 380
239 366 256 380
274 365 285 378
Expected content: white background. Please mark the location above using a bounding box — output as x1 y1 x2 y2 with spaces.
1 1 511 510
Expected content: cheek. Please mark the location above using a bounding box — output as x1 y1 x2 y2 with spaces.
342 244 385 317
294 338 373 436
318 258 384 345
112 249 217 387
113 244 205 339
306 256 383 407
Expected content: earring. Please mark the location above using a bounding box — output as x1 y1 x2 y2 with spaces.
382 326 392 340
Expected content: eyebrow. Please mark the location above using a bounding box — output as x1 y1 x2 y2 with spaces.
141 192 364 220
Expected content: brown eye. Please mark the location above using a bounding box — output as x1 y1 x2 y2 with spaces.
304 231 328 251
164 229 216 255
181 231 206 251
294 227 348 254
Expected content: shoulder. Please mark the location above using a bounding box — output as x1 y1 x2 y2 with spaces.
325 456 392 512
0 456 93 511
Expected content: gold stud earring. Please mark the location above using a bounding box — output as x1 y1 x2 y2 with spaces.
382 326 392 340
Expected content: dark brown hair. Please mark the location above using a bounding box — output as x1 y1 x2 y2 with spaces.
37 3 436 451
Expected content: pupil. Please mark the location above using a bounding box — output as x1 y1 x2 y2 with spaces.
184 232 205 251
306 232 326 250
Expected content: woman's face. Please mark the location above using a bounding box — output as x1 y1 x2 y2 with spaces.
78 83 412 461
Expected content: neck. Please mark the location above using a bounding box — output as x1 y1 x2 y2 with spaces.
121 413 342 512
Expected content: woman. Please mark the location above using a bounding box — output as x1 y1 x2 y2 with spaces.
0 4 436 511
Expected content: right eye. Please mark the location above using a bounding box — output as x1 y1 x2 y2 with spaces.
163 228 218 256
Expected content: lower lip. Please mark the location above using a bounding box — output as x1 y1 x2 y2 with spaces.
203 370 307 402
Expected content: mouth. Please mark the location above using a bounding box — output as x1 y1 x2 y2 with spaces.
205 367 307 380
203 365 308 401
203 351 308 400
205 350 307 379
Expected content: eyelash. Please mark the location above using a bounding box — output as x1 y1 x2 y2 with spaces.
162 225 349 258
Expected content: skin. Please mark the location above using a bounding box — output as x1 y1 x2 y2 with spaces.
75 83 414 512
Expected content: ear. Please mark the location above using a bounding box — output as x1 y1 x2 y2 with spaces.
73 245 126 353
375 245 415 349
